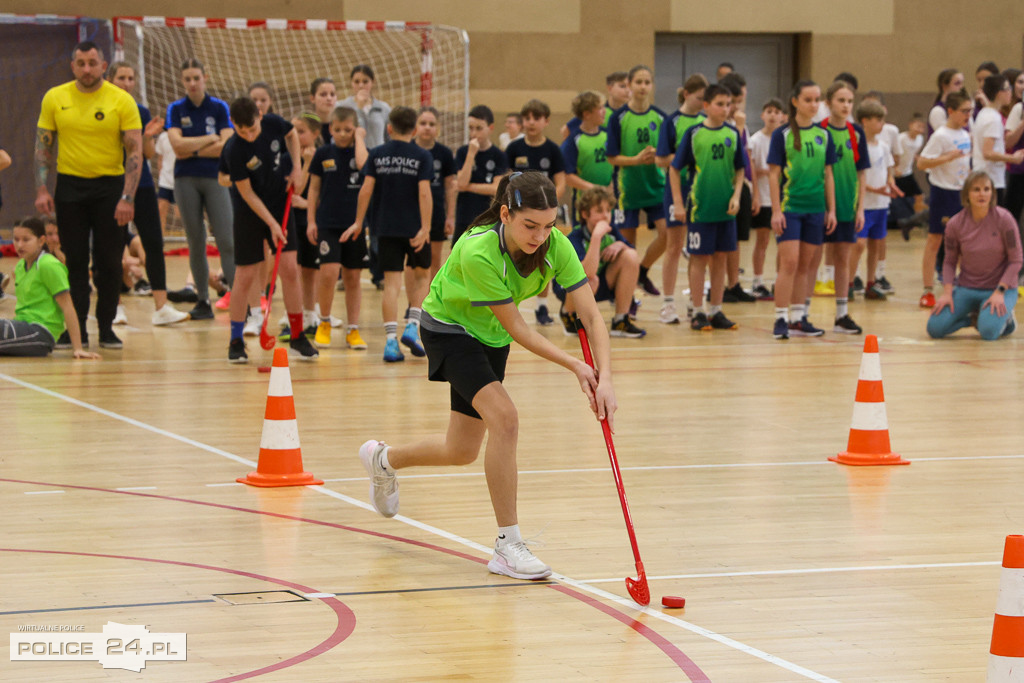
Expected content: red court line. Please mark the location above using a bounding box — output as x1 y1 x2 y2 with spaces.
1 476 708 681
0 547 356 683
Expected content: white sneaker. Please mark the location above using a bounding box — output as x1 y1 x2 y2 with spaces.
151 304 189 326
487 539 552 580
659 302 681 324
314 304 345 328
113 305 128 325
330 315 344 328
243 310 264 337
359 440 399 518
303 309 318 330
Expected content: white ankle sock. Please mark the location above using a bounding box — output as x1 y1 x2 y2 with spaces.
497 524 522 545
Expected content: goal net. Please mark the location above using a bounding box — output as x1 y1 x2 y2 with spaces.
114 16 470 240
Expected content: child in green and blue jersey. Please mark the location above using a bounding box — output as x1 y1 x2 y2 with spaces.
606 65 669 300
767 80 837 340
562 91 615 222
671 84 747 332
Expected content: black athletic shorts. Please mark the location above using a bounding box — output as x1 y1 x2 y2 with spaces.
378 235 431 272
234 205 297 266
752 205 772 229
736 183 752 242
895 174 922 197
318 226 368 269
422 326 510 419
293 210 320 269
430 215 449 243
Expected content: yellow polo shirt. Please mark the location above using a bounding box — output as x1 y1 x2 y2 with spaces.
37 80 141 178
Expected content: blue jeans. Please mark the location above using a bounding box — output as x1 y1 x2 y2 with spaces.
926 287 1018 340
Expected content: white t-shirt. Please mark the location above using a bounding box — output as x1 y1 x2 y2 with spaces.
748 129 773 207
863 140 894 210
928 103 947 134
1007 102 1023 132
155 131 175 191
880 123 903 159
971 107 1006 188
920 125 971 190
895 132 924 178
812 101 830 124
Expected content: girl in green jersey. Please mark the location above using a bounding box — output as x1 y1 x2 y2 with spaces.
357 171 617 581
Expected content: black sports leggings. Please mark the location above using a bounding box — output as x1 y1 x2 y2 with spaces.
133 186 167 291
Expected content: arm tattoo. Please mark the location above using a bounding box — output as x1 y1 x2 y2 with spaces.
35 128 55 189
121 130 143 198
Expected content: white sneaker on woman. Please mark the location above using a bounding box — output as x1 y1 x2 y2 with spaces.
113 305 128 325
359 440 399 517
487 539 552 580
152 304 189 326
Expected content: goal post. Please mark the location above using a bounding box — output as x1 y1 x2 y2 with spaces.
113 16 470 150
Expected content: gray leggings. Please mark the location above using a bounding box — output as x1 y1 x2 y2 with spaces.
0 320 55 357
174 175 235 301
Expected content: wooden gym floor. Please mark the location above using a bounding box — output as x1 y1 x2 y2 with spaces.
1 231 1021 682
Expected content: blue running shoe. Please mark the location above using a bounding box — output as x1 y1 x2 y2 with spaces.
788 317 825 337
773 317 789 340
400 322 426 357
383 337 405 363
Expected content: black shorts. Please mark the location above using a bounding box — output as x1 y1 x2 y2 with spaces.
318 226 368 269
234 205 297 267
378 235 431 272
422 326 510 419
752 205 772 229
736 183 752 242
895 174 922 197
293 210 320 269
430 215 448 243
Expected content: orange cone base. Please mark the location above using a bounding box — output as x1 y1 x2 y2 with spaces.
829 451 911 466
236 470 323 487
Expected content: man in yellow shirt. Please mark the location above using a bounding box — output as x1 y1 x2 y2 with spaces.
34 41 142 349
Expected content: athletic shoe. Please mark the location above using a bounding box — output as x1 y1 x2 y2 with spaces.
214 291 231 310
852 276 865 293
189 300 215 320
131 279 152 296
346 328 368 350
112 305 128 325
772 317 789 340
383 337 404 362
865 282 887 300
690 311 712 331
659 302 681 324
813 280 836 296
628 296 641 320
54 330 80 350
314 321 332 347
302 324 318 338
710 311 738 330
752 284 774 301
833 315 863 334
611 317 646 338
534 304 554 326
400 322 426 357
228 338 248 364
167 286 199 304
877 276 895 294
559 308 579 336
289 334 320 361
210 272 229 297
330 315 344 328
243 310 264 337
725 283 756 302
487 539 551 580
789 317 825 337
359 439 399 518
336 279 346 292
99 329 123 349
152 304 189 326
919 291 936 308
1002 313 1017 337
639 274 661 296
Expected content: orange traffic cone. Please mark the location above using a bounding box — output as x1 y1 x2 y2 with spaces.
989 535 1024 682
829 335 910 466
237 347 323 487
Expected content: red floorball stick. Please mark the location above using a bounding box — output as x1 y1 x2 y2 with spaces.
576 323 650 606
259 188 294 351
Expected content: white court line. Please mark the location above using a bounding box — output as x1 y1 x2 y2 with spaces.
24 490 64 495
578 560 1001 584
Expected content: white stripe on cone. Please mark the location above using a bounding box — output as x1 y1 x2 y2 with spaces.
996 568 1024 618
259 419 300 451
858 353 883 382
850 401 890 431
267 367 292 397
988 654 1024 682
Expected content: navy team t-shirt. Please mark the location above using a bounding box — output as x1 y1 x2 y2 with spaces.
454 145 508 229
309 142 362 229
364 139 434 238
225 113 293 227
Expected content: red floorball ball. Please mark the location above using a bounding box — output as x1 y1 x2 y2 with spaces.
661 595 686 608
258 366 272 373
